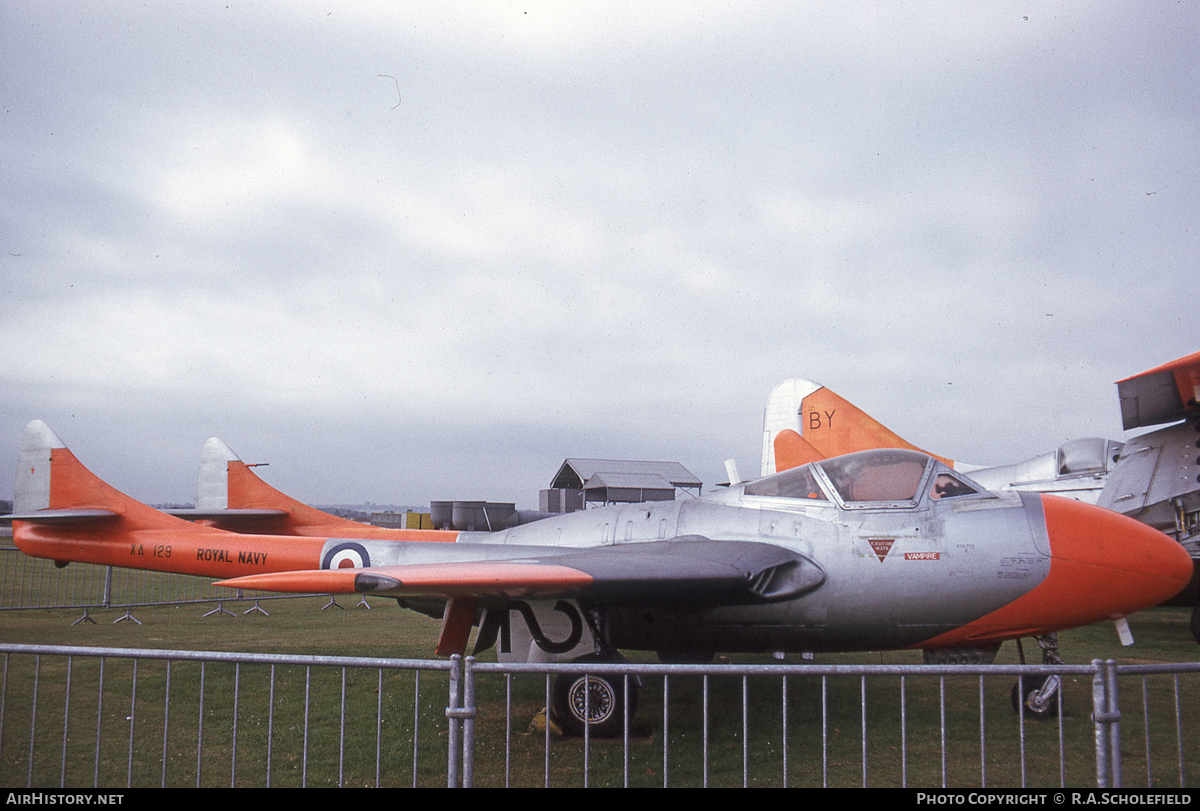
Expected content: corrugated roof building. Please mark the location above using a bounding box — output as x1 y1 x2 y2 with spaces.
541 459 702 511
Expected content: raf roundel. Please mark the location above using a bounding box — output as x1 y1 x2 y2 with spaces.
321 542 371 570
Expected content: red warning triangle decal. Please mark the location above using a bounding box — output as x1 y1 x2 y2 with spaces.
868 538 894 562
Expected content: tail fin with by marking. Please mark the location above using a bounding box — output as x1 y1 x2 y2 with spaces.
762 379 953 475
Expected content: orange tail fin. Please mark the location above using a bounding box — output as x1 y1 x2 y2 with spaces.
762 379 953 474
12 421 329 577
13 420 184 531
11 420 233 568
799 386 953 466
198 437 455 541
772 429 825 472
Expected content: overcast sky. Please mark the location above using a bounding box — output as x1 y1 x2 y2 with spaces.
2 2 1197 510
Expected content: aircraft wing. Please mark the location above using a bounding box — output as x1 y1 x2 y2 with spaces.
1118 350 1200 430
216 537 827 605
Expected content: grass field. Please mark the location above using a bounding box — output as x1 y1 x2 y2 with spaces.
0 576 1197 788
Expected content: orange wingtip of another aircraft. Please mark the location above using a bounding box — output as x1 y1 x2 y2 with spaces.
1117 349 1200 384
1117 349 1200 428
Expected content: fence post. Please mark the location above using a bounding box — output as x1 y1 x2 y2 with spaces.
1092 658 1123 788
1104 659 1122 788
445 654 477 788
447 655 461 788
1092 659 1108 787
463 656 475 789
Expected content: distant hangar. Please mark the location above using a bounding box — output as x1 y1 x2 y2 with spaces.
394 458 703 531
542 458 702 513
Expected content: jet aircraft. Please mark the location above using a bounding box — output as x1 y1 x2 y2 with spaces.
8 420 1191 734
762 351 1200 641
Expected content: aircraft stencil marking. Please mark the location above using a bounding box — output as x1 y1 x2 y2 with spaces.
868 538 894 561
905 552 941 560
473 600 585 655
808 410 835 431
196 548 232 563
511 601 583 654
997 555 1038 580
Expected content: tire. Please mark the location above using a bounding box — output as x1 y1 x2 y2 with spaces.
1191 606 1200 645
552 654 637 737
1011 675 1060 719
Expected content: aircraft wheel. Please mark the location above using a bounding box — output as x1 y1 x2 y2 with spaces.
1191 607 1200 645
1011 675 1060 719
552 654 637 738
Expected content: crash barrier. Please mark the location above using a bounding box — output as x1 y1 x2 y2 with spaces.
0 546 289 616
0 644 1196 788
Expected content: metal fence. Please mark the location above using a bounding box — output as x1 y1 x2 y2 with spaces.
0 546 292 618
0 643 1195 788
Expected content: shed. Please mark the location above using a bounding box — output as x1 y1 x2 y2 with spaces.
546 458 702 507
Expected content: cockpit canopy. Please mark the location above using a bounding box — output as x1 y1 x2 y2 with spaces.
743 448 982 508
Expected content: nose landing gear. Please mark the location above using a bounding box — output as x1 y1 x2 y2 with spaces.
1012 673 1061 718
1012 634 1063 719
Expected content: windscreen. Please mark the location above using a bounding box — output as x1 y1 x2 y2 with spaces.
743 465 828 500
817 449 930 503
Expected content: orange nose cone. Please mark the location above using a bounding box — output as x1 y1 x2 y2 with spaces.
914 494 1193 650
1038 495 1193 627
